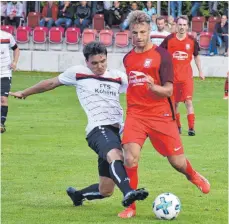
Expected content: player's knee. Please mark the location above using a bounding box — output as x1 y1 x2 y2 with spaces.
124 155 138 167
106 148 123 163
99 186 114 197
169 158 186 171
1 96 8 105
185 100 193 107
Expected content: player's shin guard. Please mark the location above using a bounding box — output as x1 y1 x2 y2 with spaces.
1 106 8 125
124 165 138 210
175 113 181 128
80 184 105 200
187 114 195 130
109 160 133 196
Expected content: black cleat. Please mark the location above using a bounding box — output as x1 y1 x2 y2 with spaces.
66 187 84 206
188 129 195 136
1 124 6 133
122 188 149 207
178 127 182 134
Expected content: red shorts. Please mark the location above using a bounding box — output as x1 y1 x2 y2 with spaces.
173 81 193 103
122 116 184 157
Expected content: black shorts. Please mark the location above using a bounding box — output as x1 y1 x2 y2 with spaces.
86 125 122 178
1 77 12 97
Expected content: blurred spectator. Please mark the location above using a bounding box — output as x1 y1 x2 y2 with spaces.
150 16 170 46
170 1 182 19
120 2 138 31
165 15 176 33
104 1 123 29
74 1 91 33
103 1 113 11
91 1 105 18
143 1 156 18
55 1 74 29
191 1 201 17
209 15 228 56
40 1 58 29
151 13 158 32
5 1 23 28
1 1 8 25
208 2 218 16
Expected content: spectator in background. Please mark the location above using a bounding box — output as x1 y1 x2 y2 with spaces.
74 1 91 33
5 1 23 28
91 1 104 18
143 1 156 18
165 15 176 33
191 1 201 17
120 1 138 31
150 13 158 32
150 16 170 46
40 1 58 29
104 1 123 29
1 1 8 25
209 15 228 57
55 1 74 29
170 1 182 19
208 2 218 16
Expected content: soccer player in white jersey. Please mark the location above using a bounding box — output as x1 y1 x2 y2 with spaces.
0 30 20 133
9 42 148 214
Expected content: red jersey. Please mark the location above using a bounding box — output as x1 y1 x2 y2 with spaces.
160 33 199 83
123 45 175 120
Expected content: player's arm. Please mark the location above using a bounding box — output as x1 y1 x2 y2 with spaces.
193 39 205 80
9 77 63 99
10 34 20 71
146 76 173 97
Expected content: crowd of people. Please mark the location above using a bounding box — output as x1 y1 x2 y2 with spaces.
1 1 228 55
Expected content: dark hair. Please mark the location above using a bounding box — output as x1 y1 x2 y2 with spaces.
83 41 107 61
156 16 165 23
176 15 189 24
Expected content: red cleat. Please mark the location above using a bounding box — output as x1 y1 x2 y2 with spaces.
189 172 210 194
118 207 136 219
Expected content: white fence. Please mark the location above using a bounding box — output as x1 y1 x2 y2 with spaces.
16 51 228 77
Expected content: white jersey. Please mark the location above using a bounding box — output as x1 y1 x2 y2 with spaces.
150 30 170 46
0 30 17 78
58 65 128 135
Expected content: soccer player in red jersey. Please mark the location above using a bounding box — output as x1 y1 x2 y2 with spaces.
160 15 205 136
118 11 210 219
223 72 229 100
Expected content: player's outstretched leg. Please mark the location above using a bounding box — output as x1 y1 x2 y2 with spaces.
223 77 228 99
176 113 182 134
66 184 106 206
167 155 210 194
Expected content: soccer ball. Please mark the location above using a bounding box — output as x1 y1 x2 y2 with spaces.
152 193 181 220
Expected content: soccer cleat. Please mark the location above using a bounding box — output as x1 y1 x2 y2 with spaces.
178 127 182 134
188 129 195 136
122 188 148 207
1 124 6 133
118 207 136 219
188 172 210 194
66 187 84 206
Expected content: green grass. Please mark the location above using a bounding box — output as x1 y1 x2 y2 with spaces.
2 72 228 224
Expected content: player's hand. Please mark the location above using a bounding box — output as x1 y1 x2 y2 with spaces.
10 61 17 71
199 72 205 80
9 91 27 99
144 75 154 88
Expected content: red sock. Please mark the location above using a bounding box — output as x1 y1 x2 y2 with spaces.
176 113 181 128
125 166 138 210
185 159 196 179
187 114 195 129
224 78 228 96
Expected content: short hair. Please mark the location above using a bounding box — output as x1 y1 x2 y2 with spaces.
156 16 165 23
176 15 189 24
127 10 151 27
83 41 107 61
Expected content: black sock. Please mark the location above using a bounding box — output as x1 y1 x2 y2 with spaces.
1 106 8 125
109 160 132 196
79 183 105 201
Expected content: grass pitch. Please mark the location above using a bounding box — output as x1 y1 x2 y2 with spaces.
2 72 228 224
